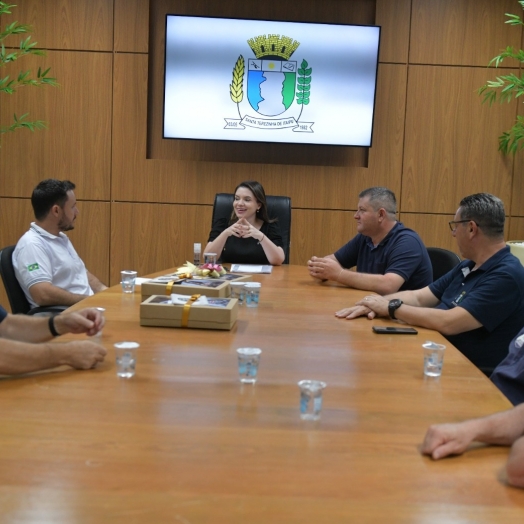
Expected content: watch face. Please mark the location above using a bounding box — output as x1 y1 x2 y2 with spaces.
388 299 403 319
389 299 402 309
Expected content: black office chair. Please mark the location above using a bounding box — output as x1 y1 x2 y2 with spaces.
211 193 291 264
426 247 461 282
0 245 67 316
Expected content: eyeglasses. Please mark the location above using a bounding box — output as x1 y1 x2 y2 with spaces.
448 219 479 232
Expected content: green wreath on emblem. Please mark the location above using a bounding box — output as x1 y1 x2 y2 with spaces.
296 59 312 122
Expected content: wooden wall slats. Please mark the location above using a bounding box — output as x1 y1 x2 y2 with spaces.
0 51 112 201
399 212 462 253
291 209 358 267
509 217 524 242
402 66 516 214
367 63 407 198
410 0 521 66
114 0 149 53
4 0 114 51
376 0 411 64
150 0 375 25
68 202 111 286
110 202 213 284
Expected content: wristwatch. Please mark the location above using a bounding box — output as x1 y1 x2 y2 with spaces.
388 299 403 320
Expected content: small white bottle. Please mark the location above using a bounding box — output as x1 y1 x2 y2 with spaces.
193 243 201 265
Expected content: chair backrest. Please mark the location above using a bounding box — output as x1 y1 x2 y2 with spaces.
0 245 32 314
212 193 292 264
426 247 461 282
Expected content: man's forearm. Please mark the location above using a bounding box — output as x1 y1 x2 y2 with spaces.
0 314 55 343
87 271 107 293
30 282 87 307
0 339 69 374
383 289 424 306
389 303 468 335
337 269 403 295
473 404 524 446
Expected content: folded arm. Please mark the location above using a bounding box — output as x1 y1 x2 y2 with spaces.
308 255 405 295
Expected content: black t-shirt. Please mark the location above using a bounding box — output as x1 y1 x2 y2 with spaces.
207 219 283 265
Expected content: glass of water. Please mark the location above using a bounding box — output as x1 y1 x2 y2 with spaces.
244 282 261 308
236 347 261 384
422 341 446 377
298 380 327 420
114 341 139 378
230 282 246 305
121 270 137 293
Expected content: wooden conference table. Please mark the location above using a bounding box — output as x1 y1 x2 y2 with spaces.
1 265 524 523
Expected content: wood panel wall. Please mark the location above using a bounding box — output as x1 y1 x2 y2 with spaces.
0 0 522 310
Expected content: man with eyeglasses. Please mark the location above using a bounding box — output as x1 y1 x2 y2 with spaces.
336 193 524 376
308 187 433 294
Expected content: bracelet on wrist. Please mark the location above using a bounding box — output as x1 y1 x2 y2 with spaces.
48 316 60 337
258 234 265 244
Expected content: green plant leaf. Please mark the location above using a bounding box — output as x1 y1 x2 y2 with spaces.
0 3 57 145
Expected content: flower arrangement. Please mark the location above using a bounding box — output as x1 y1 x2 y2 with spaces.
175 261 227 279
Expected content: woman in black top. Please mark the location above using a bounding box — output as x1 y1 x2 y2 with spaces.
205 181 285 265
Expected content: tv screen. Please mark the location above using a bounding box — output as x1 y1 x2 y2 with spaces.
163 15 381 147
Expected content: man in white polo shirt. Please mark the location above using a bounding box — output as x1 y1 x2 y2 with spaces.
13 179 107 308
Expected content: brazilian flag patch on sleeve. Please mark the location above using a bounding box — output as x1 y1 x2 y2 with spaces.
27 263 40 272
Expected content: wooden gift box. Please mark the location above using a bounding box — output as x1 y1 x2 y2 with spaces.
140 295 238 330
141 277 230 300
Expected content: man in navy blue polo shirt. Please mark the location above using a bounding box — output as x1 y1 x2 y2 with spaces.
308 187 433 294
0 305 106 374
337 193 524 375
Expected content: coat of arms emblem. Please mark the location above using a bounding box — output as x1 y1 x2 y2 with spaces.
226 34 313 132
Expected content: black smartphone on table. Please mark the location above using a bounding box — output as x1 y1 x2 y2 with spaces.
372 326 418 335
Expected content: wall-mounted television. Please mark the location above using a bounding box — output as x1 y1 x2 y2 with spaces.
163 15 381 148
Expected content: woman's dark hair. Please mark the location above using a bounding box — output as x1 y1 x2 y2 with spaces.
229 180 276 224
31 179 76 221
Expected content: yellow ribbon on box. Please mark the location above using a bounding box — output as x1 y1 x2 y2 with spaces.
181 294 201 328
165 281 175 295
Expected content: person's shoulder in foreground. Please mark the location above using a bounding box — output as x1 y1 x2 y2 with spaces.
205 180 285 266
13 178 107 309
0 305 106 375
421 403 524 488
491 326 524 405
307 186 432 294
